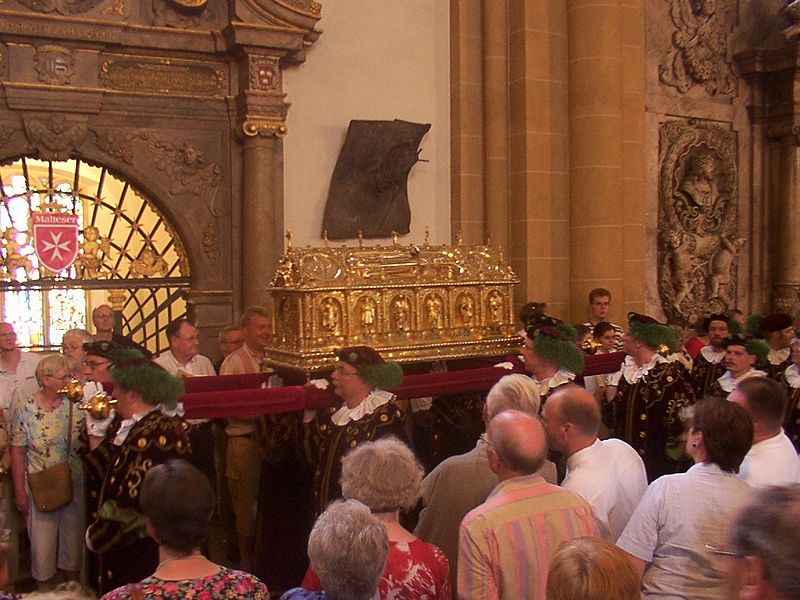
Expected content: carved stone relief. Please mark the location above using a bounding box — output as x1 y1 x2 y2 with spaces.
23 114 88 160
89 128 223 260
658 119 741 324
34 45 75 85
152 0 212 28
16 0 105 14
0 124 14 146
659 0 736 96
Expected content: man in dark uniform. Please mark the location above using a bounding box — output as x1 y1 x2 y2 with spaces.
689 313 729 399
606 313 695 481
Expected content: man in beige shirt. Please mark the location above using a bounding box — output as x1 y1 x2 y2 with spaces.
219 306 273 572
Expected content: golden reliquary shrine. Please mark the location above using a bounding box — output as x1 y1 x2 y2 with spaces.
265 234 521 372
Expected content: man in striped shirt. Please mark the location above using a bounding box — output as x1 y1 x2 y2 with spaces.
458 410 599 600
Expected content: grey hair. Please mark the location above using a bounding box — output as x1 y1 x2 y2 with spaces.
23 581 98 600
34 354 69 387
309 499 389 600
341 436 423 512
62 328 93 345
240 306 269 328
218 325 243 343
486 374 542 419
730 484 800 599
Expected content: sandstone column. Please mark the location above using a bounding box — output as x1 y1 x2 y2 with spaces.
772 142 800 313
240 120 287 309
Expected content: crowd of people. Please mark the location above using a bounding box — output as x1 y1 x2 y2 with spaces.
0 290 798 599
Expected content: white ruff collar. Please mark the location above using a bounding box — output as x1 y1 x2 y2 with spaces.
331 389 395 426
700 346 725 363
785 364 800 389
622 353 667 384
113 404 181 446
768 347 791 366
531 368 575 397
717 368 767 393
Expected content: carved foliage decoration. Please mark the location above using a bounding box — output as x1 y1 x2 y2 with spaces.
23 114 88 161
658 120 741 324
17 0 105 14
659 0 736 96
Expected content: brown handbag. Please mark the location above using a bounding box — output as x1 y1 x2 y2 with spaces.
27 401 73 512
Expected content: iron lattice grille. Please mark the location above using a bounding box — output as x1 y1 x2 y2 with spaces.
0 157 190 354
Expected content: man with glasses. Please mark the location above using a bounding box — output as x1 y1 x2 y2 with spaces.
155 318 216 497
215 326 245 372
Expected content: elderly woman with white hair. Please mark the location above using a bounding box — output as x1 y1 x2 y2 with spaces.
10 354 85 590
281 499 388 600
301 437 451 599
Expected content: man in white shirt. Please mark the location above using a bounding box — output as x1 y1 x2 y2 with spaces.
728 376 800 487
154 318 216 378
542 386 648 540
154 318 217 507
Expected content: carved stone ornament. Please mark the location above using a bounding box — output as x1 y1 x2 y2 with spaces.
0 124 14 146
34 45 75 85
242 119 288 138
152 0 210 28
659 0 736 96
249 56 281 91
91 129 137 164
17 0 105 14
658 119 741 324
23 114 88 161
784 1 800 40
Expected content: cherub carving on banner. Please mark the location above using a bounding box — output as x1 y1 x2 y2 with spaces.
75 226 112 279
659 0 736 96
1 228 34 279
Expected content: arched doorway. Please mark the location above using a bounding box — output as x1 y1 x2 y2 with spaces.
0 156 190 354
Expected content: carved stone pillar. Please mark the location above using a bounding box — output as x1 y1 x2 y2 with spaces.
567 0 626 318
772 141 800 313
240 119 287 309
737 31 800 315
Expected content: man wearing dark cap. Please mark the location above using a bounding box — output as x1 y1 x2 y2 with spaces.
84 348 190 593
759 312 794 380
521 315 585 404
306 346 407 514
689 313 730 398
706 334 768 397
606 313 695 481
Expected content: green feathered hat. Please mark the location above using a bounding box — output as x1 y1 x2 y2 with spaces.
746 313 765 338
109 348 184 410
627 312 679 354
525 315 585 375
335 346 403 390
721 333 770 366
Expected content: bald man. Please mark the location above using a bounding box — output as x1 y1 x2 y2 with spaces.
458 410 598 600
542 387 647 540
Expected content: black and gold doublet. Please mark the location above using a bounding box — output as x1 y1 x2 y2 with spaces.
612 361 695 482
87 410 191 594
689 349 726 399
783 365 800 452
307 398 407 515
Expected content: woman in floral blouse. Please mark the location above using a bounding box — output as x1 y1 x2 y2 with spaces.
100 459 269 600
10 354 85 591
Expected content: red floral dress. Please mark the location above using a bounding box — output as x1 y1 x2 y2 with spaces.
100 566 270 599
